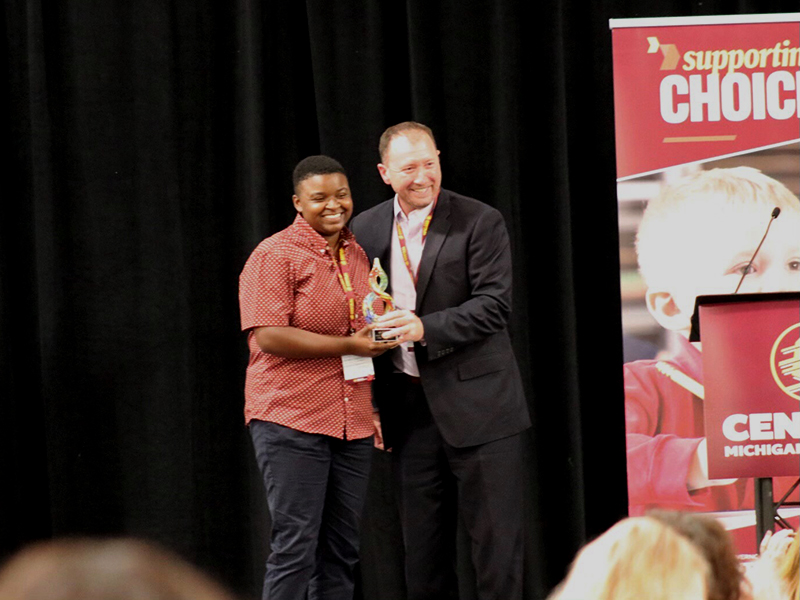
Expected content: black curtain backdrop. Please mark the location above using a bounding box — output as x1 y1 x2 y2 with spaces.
2 0 796 598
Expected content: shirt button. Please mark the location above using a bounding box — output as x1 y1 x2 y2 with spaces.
344 397 349 402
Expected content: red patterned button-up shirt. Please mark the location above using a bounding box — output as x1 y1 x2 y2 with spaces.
239 215 374 440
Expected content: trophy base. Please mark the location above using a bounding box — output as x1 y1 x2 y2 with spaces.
371 328 394 342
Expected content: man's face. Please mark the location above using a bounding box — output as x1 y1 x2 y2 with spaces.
292 173 353 244
648 204 800 333
378 132 442 214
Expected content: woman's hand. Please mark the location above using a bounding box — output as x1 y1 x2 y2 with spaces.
346 325 402 357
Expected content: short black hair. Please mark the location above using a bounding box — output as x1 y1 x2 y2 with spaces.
378 122 436 162
292 155 347 193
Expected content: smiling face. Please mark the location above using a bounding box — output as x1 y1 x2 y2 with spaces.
377 131 442 215
292 173 353 246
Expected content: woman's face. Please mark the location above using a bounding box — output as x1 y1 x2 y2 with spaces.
292 173 353 244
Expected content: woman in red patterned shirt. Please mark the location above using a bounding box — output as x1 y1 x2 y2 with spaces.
239 156 398 600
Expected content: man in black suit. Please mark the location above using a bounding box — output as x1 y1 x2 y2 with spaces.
349 122 530 600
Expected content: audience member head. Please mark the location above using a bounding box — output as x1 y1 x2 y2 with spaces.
649 509 745 600
0 538 239 600
550 516 709 600
777 532 798 600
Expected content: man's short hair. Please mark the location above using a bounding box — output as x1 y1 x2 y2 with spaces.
378 122 437 162
292 155 346 193
636 166 800 290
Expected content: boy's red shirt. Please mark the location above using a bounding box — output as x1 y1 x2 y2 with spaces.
624 336 798 513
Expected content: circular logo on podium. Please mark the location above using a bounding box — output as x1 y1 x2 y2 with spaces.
770 323 800 401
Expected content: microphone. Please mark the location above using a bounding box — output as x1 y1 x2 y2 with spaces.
733 207 781 294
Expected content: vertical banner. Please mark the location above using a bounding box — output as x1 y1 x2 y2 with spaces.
610 13 800 551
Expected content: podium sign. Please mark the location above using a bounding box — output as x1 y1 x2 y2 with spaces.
696 293 800 479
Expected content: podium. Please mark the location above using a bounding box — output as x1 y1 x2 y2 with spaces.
690 292 800 546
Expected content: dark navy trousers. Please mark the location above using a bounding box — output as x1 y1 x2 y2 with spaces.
249 420 373 600
390 377 525 600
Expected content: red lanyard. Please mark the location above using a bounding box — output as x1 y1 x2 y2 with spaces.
332 245 374 382
331 246 359 333
395 200 436 285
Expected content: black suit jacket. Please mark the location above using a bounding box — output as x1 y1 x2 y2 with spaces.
350 189 530 448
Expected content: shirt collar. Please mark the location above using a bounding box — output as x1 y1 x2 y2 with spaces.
392 194 436 224
290 214 353 253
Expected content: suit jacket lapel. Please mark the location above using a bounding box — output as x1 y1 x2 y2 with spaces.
372 200 395 291
415 190 451 311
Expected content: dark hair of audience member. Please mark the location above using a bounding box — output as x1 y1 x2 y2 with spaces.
0 538 240 600
649 509 745 600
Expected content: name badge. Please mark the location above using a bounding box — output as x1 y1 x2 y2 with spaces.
342 355 375 382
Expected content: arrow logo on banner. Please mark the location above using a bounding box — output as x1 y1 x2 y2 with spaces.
646 37 681 70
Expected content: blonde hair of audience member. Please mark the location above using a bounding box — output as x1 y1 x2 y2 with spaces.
636 166 800 337
649 510 746 600
549 516 710 600
0 538 239 600
776 532 799 600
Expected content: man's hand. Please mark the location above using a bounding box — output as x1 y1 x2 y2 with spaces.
376 309 425 343
348 325 402 357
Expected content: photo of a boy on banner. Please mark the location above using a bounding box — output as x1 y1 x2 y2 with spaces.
624 166 800 517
